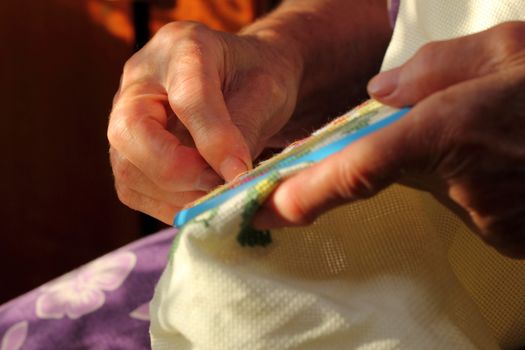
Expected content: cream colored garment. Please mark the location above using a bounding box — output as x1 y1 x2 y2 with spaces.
150 1 525 349
151 186 510 349
382 1 525 347
382 0 525 70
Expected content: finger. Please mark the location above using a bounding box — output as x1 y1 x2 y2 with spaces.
253 80 468 230
108 87 223 192
166 41 252 181
110 147 210 206
256 69 525 260
252 114 417 229
114 182 183 225
367 22 525 106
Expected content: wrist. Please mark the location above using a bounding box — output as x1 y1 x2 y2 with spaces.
240 0 392 121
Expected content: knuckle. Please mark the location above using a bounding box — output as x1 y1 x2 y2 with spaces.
156 21 211 54
183 22 211 42
491 22 525 61
109 98 161 149
152 22 183 45
171 41 208 75
156 21 207 40
415 41 440 63
107 110 132 148
107 117 123 147
115 184 139 210
333 160 375 200
121 53 149 83
155 21 183 38
403 42 442 85
411 42 444 76
169 25 219 74
122 54 140 75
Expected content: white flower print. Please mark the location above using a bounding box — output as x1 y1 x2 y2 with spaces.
1 321 28 350
35 251 136 319
129 302 150 321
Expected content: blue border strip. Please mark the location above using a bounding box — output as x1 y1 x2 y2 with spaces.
174 107 410 228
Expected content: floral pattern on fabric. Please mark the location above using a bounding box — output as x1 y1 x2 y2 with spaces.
35 251 136 320
0 229 175 349
130 302 150 321
0 321 27 350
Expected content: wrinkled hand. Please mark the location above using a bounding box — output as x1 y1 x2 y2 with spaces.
254 22 525 258
108 22 301 224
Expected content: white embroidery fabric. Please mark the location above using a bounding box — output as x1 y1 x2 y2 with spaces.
149 1 525 349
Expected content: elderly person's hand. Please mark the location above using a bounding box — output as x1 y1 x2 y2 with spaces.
254 22 525 258
108 0 391 225
108 22 302 224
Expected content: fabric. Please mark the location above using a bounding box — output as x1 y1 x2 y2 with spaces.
149 100 525 350
381 0 525 70
387 0 400 27
0 229 176 350
150 1 525 349
380 1 525 347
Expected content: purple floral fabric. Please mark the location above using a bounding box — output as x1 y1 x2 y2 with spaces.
390 0 400 27
0 228 176 350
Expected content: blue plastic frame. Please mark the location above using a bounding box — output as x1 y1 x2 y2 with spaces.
174 107 410 228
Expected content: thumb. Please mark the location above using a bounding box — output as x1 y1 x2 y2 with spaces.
253 113 416 229
367 26 502 107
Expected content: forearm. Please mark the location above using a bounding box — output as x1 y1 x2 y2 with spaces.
241 0 392 131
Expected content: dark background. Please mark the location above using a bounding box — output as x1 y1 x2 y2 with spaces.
0 0 271 304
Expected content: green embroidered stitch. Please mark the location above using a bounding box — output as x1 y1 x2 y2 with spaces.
192 207 219 228
171 101 386 253
236 176 276 247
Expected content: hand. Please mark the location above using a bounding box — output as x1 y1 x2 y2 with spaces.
108 21 302 224
254 22 525 258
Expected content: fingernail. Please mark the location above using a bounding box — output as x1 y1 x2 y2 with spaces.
220 156 249 182
196 168 223 192
367 68 400 98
